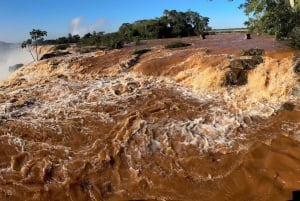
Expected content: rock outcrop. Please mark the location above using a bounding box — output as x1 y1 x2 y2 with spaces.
8 63 23 72
224 48 265 86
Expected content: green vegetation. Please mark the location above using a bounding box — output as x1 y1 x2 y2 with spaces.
77 32 104 47
241 0 300 48
75 9 210 49
39 9 209 51
119 9 210 40
133 48 151 55
165 41 191 49
25 4 299 54
21 29 48 61
102 32 124 49
54 44 70 51
291 26 300 49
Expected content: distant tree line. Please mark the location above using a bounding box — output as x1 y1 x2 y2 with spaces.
118 9 211 41
43 33 81 45
41 9 210 49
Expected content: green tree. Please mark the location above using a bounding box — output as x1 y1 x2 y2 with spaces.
185 10 210 38
78 31 104 46
119 23 135 41
163 10 188 37
163 10 210 38
102 32 124 49
116 10 210 40
241 0 299 40
21 29 47 61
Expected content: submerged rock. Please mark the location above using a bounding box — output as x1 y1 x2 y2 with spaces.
293 54 300 73
23 98 36 107
242 48 264 56
292 79 300 96
224 49 264 86
40 51 70 60
119 55 139 70
282 102 295 111
245 33 251 40
9 63 23 72
230 56 263 70
224 69 248 86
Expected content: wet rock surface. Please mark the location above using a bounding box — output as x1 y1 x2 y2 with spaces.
224 48 265 86
292 79 300 96
293 53 300 73
9 63 23 72
40 51 71 60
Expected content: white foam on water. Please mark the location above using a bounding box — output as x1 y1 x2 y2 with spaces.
0 66 296 156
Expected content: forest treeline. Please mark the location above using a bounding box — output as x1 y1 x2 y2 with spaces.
39 1 299 50
42 9 210 49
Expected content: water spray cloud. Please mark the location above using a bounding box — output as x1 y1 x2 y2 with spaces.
0 42 32 81
70 16 106 36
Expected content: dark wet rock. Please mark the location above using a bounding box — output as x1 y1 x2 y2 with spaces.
245 33 251 40
114 90 121 95
126 82 140 93
10 111 25 119
230 56 263 70
9 98 18 103
43 164 54 183
292 79 300 96
40 53 56 60
224 49 265 86
23 98 36 107
282 102 295 111
120 55 139 70
293 54 300 73
0 115 7 120
40 51 70 60
133 48 151 55
57 74 68 81
243 116 252 125
200 34 206 40
9 64 23 72
242 48 264 56
294 63 300 73
224 69 248 86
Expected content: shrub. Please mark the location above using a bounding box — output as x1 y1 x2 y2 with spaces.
54 44 70 51
40 51 70 60
165 40 191 49
101 32 124 50
291 26 300 50
134 37 141 45
133 48 151 55
79 47 98 54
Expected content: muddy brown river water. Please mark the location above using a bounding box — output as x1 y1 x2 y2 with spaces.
0 33 299 200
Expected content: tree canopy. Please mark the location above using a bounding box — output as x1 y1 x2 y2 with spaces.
42 9 210 50
239 0 300 48
22 29 48 61
25 4 299 52
119 9 211 40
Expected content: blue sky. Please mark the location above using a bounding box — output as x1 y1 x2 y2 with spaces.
0 0 247 43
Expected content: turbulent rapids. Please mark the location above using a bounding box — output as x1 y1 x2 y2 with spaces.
0 33 299 201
